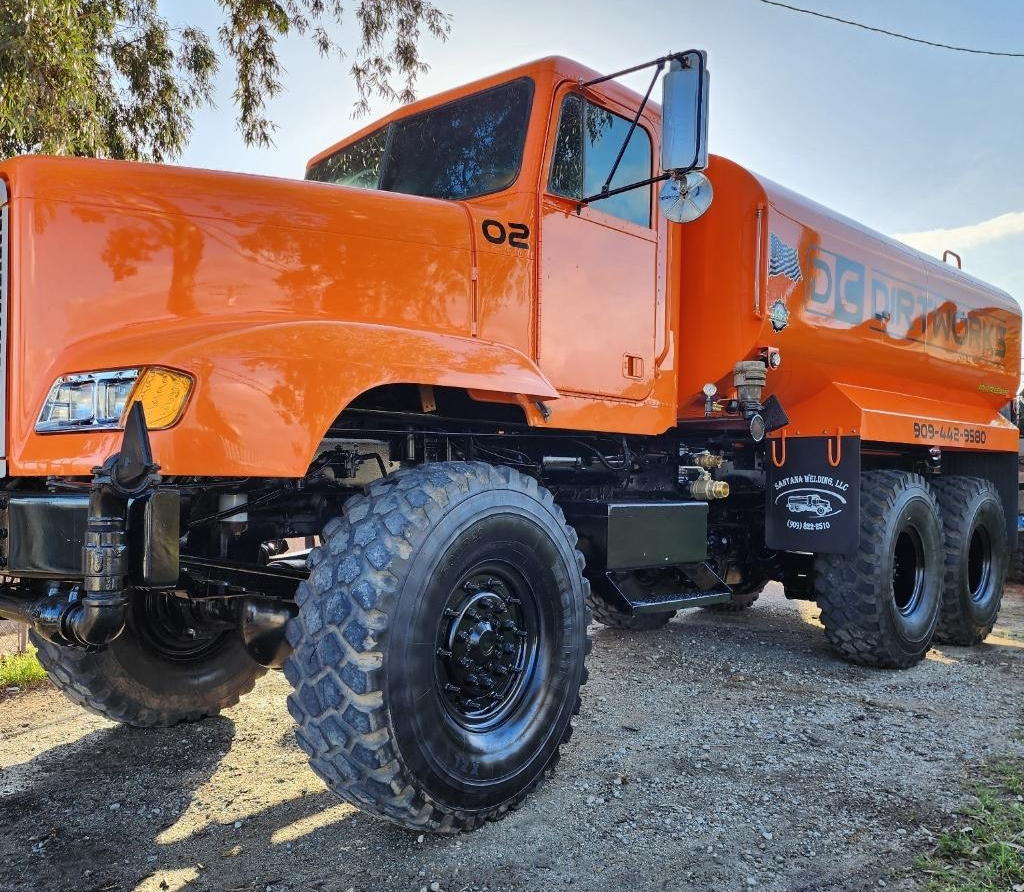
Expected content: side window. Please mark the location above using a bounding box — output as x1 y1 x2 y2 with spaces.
549 94 652 227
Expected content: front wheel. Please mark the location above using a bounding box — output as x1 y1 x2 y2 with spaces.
31 593 265 727
284 462 590 833
814 471 943 669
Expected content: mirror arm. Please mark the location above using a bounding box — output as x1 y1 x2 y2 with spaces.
575 49 706 212
576 173 670 215
578 51 695 88
587 60 665 208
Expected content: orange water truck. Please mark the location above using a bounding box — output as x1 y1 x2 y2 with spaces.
0 52 1018 832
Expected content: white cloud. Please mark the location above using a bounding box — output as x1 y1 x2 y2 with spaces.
894 211 1024 257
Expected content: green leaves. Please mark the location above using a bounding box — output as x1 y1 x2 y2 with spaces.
0 0 450 161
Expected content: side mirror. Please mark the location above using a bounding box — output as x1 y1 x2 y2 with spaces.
661 51 709 175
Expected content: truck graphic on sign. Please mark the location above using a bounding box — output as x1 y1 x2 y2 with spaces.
786 494 833 516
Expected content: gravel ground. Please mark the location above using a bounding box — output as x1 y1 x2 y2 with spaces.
1 584 1022 892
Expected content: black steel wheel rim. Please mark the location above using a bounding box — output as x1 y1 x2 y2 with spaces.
131 592 228 663
434 562 539 731
967 524 993 602
892 526 926 617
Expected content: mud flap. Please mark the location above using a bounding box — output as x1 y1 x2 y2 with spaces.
766 435 861 555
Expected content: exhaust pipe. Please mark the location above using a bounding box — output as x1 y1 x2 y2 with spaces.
33 483 131 647
0 403 161 648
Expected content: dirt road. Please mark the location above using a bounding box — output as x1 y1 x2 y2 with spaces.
1 586 1022 892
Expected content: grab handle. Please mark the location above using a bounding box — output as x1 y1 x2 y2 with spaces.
770 430 787 468
827 429 844 468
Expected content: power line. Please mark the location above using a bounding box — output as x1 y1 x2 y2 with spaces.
755 0 1024 58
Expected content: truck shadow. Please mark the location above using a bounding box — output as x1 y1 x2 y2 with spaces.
0 716 382 892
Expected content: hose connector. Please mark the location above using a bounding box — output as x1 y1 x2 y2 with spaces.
690 475 730 501
733 360 768 418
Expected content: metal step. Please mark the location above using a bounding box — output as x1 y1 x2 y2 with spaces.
627 588 732 613
604 561 733 615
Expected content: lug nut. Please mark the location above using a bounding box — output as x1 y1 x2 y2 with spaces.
456 631 469 642
459 656 474 669
479 675 494 689
444 608 459 618
503 643 517 654
444 683 461 694
467 673 480 686
501 619 516 631
436 648 452 658
516 630 528 638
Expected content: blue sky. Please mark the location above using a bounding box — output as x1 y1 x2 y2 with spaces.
170 0 1024 302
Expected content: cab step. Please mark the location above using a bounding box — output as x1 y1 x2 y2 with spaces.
604 562 733 615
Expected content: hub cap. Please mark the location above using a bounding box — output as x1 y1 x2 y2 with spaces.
435 568 535 729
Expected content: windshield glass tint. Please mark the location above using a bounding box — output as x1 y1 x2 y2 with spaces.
307 128 387 189
306 79 533 200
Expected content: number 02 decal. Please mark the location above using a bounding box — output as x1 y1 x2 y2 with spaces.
481 219 530 250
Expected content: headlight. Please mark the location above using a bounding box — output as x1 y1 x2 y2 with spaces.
36 367 193 433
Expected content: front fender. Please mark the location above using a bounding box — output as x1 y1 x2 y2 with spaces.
11 320 558 477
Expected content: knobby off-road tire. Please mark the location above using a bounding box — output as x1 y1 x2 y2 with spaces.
587 574 676 630
1009 529 1024 585
284 462 591 833
930 476 1007 646
814 471 943 669
31 594 265 727
704 592 759 613
704 579 764 614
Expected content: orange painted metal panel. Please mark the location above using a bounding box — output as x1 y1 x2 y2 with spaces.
0 154 555 477
678 156 1020 451
538 199 658 399
10 317 557 477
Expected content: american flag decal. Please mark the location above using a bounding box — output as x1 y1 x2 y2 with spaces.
768 233 802 282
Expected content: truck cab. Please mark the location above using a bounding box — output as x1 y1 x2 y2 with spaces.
303 57 680 432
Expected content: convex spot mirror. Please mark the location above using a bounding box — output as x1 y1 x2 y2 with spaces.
661 51 709 175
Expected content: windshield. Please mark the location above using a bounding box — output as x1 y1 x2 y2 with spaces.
306 78 533 200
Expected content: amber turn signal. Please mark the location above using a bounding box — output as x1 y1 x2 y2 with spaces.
121 367 193 430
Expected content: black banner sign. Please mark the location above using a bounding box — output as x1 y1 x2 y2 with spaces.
765 436 860 555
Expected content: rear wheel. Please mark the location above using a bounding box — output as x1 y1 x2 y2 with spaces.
931 477 1007 645
1010 529 1024 585
704 578 764 613
31 593 265 727
814 471 943 668
284 462 590 833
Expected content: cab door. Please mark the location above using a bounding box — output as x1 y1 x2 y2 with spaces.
538 91 659 400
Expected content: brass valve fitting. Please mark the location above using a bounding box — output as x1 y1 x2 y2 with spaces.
693 452 724 470
690 475 730 500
